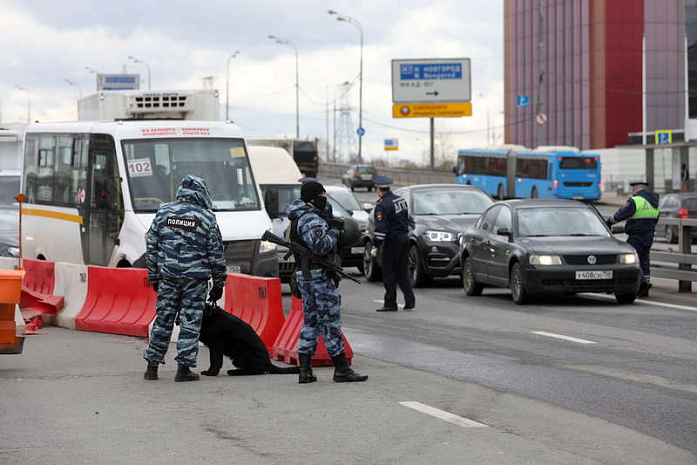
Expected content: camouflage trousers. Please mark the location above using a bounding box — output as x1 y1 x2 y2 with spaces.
143 277 208 367
296 269 344 358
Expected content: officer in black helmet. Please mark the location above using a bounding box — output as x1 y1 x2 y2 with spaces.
372 176 415 312
607 181 659 297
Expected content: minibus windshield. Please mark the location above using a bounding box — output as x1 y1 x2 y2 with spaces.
122 138 260 212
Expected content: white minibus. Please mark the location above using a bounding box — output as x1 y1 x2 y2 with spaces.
21 120 278 276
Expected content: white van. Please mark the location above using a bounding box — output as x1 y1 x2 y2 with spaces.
247 145 302 280
21 120 278 277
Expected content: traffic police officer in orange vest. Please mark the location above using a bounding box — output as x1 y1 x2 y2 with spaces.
607 181 659 297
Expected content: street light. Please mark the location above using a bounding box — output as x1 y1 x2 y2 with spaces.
128 56 151 90
65 79 83 99
268 35 299 139
225 51 240 121
328 10 364 163
14 85 30 123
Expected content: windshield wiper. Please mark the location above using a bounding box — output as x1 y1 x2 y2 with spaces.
523 234 551 237
567 233 603 236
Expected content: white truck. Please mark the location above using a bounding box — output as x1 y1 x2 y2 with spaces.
78 89 220 121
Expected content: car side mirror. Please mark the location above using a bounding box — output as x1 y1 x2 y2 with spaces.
264 188 279 220
362 202 373 212
611 224 625 234
497 228 511 237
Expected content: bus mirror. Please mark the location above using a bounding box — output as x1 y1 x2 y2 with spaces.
264 189 279 220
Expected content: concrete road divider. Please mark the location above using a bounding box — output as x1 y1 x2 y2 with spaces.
75 266 156 338
0 257 17 270
20 259 65 316
52 263 88 329
272 295 354 367
224 273 285 351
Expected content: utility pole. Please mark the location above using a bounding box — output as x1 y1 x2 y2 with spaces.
430 118 435 171
535 0 545 149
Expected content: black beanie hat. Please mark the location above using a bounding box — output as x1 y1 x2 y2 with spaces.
301 181 325 202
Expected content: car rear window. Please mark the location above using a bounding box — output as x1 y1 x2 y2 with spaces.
357 166 376 174
559 157 598 170
683 197 697 209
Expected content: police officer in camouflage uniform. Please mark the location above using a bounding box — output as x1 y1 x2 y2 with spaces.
143 175 226 382
287 181 368 384
607 181 659 297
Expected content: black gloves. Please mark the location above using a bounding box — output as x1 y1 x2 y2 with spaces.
149 279 159 293
328 217 345 231
605 217 614 228
208 286 223 302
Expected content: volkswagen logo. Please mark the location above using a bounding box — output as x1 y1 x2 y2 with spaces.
587 255 597 265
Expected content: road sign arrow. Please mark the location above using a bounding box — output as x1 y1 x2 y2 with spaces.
426 91 440 96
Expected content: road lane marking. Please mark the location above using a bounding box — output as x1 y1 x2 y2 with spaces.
372 300 404 309
399 402 488 428
586 293 697 313
531 331 597 344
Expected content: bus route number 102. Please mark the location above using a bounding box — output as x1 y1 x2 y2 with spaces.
127 158 153 178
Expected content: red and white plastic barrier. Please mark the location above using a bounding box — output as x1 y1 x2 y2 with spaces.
20 259 65 316
51 263 88 329
272 296 354 367
224 273 285 351
75 266 156 338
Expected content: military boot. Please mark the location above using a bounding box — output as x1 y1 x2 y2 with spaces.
144 362 158 381
298 353 317 384
332 352 368 383
174 365 200 382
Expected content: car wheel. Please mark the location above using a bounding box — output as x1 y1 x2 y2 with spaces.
368 186 373 192
615 293 636 304
408 244 432 288
497 184 504 200
531 186 538 199
509 262 529 305
363 241 382 282
462 256 483 296
666 225 677 244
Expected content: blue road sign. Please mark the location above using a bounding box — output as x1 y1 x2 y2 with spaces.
517 95 530 108
656 130 672 145
357 127 366 137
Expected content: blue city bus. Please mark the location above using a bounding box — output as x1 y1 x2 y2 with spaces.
454 148 602 200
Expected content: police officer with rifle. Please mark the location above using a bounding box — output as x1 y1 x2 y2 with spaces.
282 181 368 384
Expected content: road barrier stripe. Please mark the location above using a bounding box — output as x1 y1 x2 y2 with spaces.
399 401 488 428
531 331 597 344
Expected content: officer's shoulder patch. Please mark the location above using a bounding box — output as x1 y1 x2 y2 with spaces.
376 211 384 222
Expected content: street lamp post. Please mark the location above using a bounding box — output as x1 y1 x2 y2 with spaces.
85 66 99 91
225 51 240 121
128 56 151 90
65 79 83 99
268 35 299 139
14 85 30 123
328 10 364 164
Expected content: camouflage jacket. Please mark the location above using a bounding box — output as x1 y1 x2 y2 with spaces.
146 175 226 289
287 199 340 257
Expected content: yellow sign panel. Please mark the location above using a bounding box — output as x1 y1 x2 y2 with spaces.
392 102 472 118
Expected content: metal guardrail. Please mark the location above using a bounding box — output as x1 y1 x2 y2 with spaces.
651 218 697 292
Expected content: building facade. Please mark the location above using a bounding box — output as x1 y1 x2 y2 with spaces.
504 0 690 149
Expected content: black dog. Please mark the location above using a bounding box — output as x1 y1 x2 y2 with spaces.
199 303 300 376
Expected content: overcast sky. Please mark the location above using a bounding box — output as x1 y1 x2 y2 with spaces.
0 0 504 165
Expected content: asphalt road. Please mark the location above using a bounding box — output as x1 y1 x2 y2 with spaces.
2 177 695 464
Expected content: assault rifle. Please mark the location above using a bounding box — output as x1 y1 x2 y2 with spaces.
261 230 361 284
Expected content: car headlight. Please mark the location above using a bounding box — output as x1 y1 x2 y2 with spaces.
425 230 456 242
620 253 638 264
259 240 277 253
529 254 562 266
